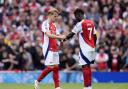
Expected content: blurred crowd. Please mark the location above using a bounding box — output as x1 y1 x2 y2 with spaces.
0 0 128 72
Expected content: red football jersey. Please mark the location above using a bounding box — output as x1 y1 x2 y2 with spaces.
72 19 96 52
49 22 58 52
42 20 58 52
81 20 95 48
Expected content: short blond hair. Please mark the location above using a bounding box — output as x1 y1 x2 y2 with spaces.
48 7 59 15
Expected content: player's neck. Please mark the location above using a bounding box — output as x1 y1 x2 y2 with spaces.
82 19 85 21
47 18 54 23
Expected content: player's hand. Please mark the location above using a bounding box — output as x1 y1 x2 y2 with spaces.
61 35 68 42
59 35 66 40
63 38 67 41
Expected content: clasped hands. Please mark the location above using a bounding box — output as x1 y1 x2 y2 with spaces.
59 34 67 42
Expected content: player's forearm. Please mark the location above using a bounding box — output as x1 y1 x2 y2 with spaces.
48 34 60 39
45 32 61 39
94 34 97 46
65 32 75 41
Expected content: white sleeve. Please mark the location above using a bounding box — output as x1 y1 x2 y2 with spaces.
72 22 82 34
41 21 48 33
93 27 97 34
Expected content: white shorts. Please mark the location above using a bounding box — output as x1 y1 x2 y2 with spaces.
79 51 96 65
44 51 59 66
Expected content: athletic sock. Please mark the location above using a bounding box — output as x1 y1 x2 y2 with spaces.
53 66 60 88
82 65 92 88
37 67 52 82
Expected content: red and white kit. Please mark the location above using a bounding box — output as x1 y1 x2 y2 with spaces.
72 20 96 65
42 20 59 66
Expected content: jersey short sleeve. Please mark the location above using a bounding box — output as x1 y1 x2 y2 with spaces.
41 21 48 33
72 22 82 34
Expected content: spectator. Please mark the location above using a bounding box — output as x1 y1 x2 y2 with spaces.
0 0 127 72
35 43 45 70
59 53 67 70
86 2 100 28
73 47 81 70
22 43 33 70
123 14 128 31
64 52 77 72
122 49 128 71
2 50 18 70
108 46 122 72
63 51 77 83
95 47 109 71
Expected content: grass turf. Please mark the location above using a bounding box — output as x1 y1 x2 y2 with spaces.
0 83 128 89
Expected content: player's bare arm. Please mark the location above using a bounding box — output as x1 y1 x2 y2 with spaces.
45 31 66 40
66 32 75 39
63 32 75 41
94 34 97 46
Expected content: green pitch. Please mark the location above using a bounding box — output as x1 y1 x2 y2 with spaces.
0 83 128 89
